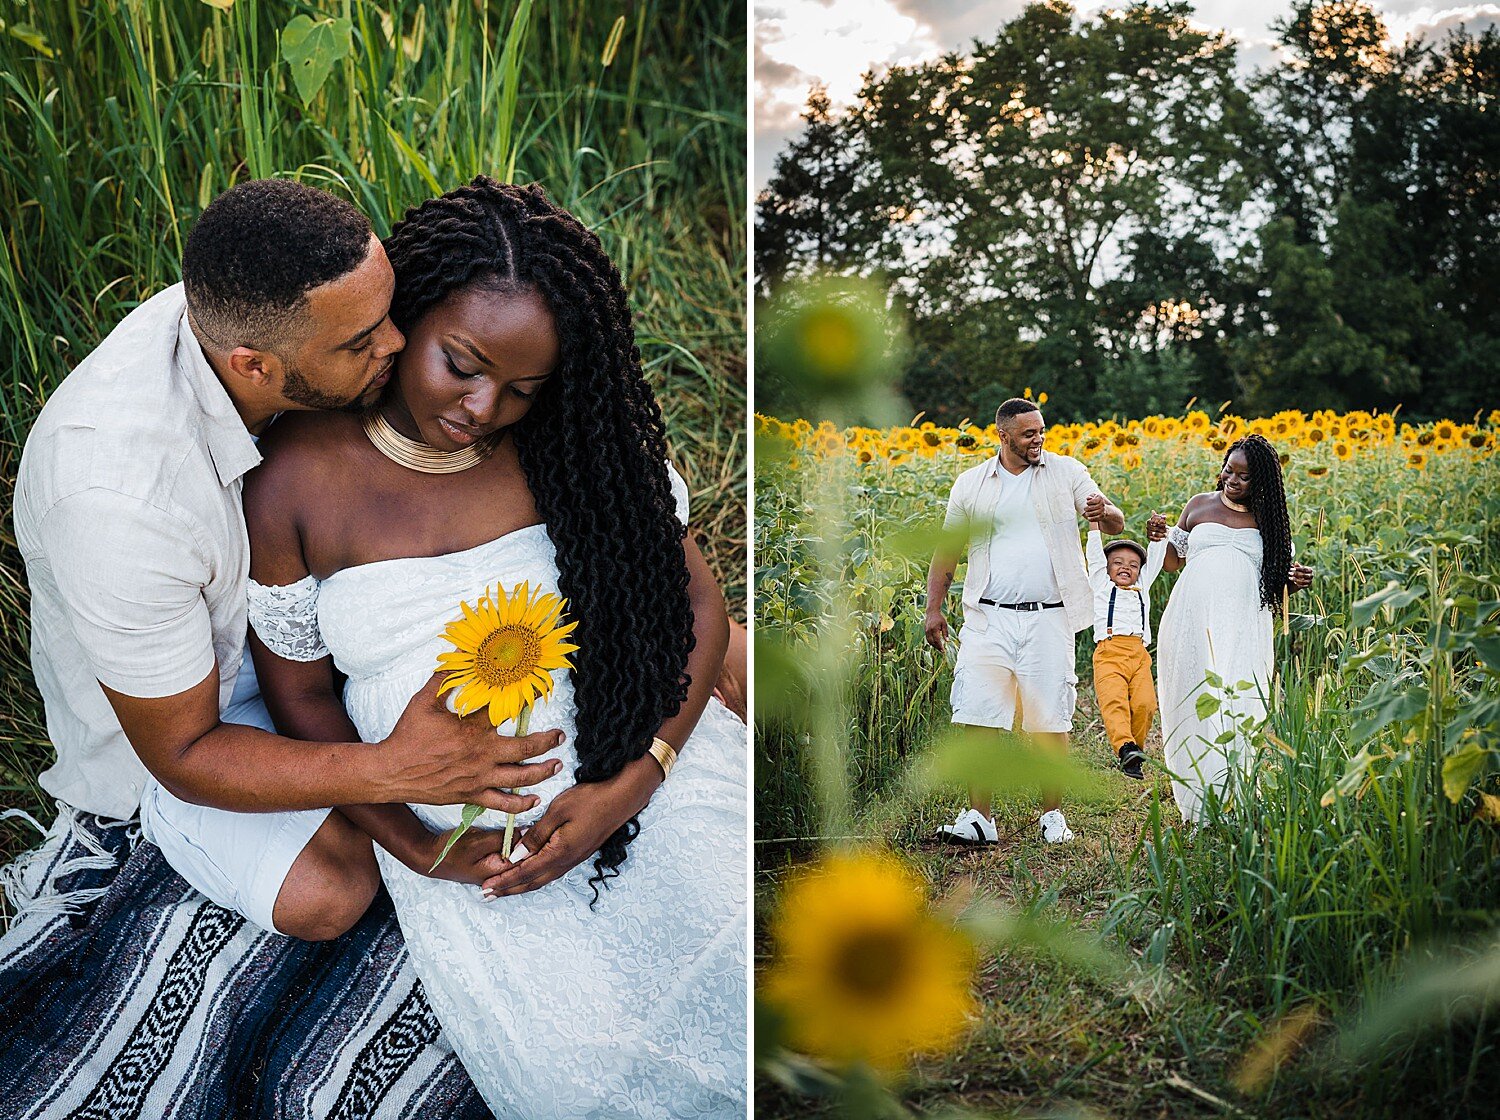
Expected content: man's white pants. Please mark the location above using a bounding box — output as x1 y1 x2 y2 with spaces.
137 653 331 935
949 604 1078 733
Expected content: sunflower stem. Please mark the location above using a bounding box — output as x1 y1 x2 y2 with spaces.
502 705 532 860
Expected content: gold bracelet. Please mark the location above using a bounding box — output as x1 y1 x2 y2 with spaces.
647 737 678 779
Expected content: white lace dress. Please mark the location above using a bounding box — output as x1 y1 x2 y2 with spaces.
246 475 747 1119
1156 523 1274 824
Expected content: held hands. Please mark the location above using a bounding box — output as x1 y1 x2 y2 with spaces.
384 673 565 811
414 822 514 887
1082 492 1108 523
1146 511 1169 542
1289 562 1314 591
479 756 662 899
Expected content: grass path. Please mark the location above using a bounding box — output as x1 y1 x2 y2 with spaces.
755 690 1422 1119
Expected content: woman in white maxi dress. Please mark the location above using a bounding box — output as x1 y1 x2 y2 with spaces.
242 179 746 1119
247 474 746 1119
1156 436 1311 824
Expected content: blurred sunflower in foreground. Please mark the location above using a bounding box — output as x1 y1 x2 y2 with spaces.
762 850 977 1072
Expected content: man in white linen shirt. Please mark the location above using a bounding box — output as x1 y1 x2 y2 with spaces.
13 180 577 940
923 397 1124 845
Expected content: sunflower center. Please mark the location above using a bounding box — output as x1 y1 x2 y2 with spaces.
832 929 911 1000
474 625 542 688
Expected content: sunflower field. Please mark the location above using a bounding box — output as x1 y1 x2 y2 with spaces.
755 401 1500 1115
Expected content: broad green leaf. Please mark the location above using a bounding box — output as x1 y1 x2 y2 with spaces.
917 726 1108 801
1352 580 1424 628
1196 692 1221 719
1441 742 1494 804
1467 634 1500 673
1353 682 1428 739
281 14 353 107
754 633 811 723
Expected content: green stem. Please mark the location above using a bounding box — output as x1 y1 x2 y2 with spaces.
502 706 532 860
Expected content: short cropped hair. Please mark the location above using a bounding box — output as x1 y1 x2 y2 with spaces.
996 397 1040 426
182 179 372 353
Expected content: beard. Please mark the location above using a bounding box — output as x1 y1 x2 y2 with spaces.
1000 432 1041 464
281 356 392 414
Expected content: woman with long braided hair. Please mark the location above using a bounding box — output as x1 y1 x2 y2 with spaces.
1152 434 1314 824
240 177 747 1116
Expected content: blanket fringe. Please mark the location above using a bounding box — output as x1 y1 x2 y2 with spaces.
0 803 134 930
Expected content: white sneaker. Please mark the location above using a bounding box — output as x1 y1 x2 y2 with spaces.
937 808 998 845
1039 809 1074 844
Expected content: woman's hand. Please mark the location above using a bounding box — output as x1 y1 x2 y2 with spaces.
410 823 514 886
1289 562 1314 591
1146 511 1169 541
478 757 662 898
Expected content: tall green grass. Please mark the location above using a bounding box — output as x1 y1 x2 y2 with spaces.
0 0 745 854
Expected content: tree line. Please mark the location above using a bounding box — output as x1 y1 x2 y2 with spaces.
755 0 1499 424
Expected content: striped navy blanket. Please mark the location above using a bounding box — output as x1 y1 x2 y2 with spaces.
0 807 492 1119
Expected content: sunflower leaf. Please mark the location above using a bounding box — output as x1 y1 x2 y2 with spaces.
429 802 487 871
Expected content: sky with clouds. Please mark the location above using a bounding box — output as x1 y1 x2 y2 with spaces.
754 1 1500 188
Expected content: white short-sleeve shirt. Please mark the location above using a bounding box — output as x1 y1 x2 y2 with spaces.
14 284 262 820
982 467 1061 603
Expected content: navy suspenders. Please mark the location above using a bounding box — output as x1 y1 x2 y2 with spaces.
1106 585 1145 637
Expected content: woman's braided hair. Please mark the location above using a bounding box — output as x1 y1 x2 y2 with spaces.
1218 434 1292 610
383 176 694 903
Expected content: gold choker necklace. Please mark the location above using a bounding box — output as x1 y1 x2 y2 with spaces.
1220 490 1250 513
362 410 499 474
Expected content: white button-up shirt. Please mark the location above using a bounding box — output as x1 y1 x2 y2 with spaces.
942 451 1102 634
1085 531 1168 646
14 284 262 820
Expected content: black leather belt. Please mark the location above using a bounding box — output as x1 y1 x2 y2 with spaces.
978 599 1064 611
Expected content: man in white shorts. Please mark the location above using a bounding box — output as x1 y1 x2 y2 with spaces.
13 180 648 939
924 397 1124 845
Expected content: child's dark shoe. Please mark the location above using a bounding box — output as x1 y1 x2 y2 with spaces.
1118 742 1145 780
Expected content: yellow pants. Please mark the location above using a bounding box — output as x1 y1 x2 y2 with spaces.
1093 635 1156 750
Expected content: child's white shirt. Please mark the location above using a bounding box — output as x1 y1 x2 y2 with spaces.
1086 530 1168 646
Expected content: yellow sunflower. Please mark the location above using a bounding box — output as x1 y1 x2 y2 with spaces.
1406 450 1428 470
436 582 579 728
762 850 976 1072
1333 441 1352 461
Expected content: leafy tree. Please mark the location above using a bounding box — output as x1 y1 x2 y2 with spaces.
851 1 1254 405
1250 0 1396 238
754 85 879 294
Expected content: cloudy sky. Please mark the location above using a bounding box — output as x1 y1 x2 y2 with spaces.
754 1 1500 188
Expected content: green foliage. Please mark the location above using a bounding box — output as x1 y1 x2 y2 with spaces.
755 0 1500 422
280 12 354 106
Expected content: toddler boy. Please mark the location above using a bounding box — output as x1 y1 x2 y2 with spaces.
1087 512 1168 779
